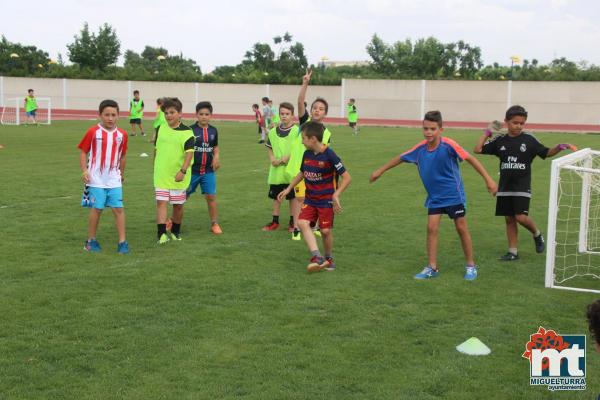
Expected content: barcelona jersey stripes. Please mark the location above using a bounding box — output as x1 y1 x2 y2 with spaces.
300 146 346 208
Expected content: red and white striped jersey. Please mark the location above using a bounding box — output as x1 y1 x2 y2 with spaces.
78 124 128 188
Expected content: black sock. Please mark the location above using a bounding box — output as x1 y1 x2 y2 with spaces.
309 221 316 228
289 216 294 225
157 224 166 239
272 215 279 224
172 222 181 235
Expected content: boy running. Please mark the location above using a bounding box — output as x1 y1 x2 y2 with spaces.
474 105 576 261
129 90 145 137
24 89 38 124
78 100 129 254
262 102 298 232
154 97 194 243
187 101 222 234
279 121 351 272
370 111 497 281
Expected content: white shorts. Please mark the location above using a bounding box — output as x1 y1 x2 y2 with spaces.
155 188 187 204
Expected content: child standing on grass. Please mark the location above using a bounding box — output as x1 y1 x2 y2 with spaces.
78 100 129 254
347 98 359 135
278 121 351 272
154 97 195 243
24 89 38 125
151 97 166 143
253 104 265 143
474 105 576 261
262 102 298 232
187 101 222 235
370 111 497 281
129 90 145 137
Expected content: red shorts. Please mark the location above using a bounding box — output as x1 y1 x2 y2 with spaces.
299 204 334 229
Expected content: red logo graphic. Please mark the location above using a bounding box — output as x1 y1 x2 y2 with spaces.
522 327 570 371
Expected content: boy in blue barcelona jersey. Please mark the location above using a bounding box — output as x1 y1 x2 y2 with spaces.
187 101 222 235
279 121 351 272
370 111 497 281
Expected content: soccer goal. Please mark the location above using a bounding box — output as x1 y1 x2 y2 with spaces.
546 148 600 293
0 97 51 125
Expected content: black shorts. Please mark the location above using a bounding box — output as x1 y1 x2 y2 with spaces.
349 122 356 128
268 184 294 200
129 118 142 125
496 196 530 216
428 203 466 220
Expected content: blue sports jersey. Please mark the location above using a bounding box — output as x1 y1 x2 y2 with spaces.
190 123 218 175
400 137 469 208
300 146 346 208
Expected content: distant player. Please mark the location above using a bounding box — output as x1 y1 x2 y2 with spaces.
187 101 222 235
154 97 194 243
347 98 359 135
285 68 333 240
262 97 273 132
252 104 265 143
269 99 280 128
474 105 576 261
78 99 129 254
129 90 145 137
24 89 37 124
262 102 297 232
370 110 497 281
151 97 166 142
278 121 351 272
587 300 600 354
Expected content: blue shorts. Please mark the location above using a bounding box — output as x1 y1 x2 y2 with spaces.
428 204 466 220
26 110 37 117
187 173 216 196
84 186 124 209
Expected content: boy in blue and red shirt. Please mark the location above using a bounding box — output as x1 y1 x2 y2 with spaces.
370 110 497 281
187 101 222 234
278 121 352 272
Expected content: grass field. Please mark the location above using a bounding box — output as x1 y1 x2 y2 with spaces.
1 120 599 399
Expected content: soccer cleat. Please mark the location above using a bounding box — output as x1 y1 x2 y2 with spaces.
313 228 322 237
211 223 223 235
158 233 170 244
258 140 265 144
288 221 295 233
498 252 519 261
464 265 478 281
117 241 130 254
414 266 439 280
325 257 336 271
141 132 146 137
534 233 545 253
262 222 279 231
170 232 182 241
292 230 302 241
307 256 328 273
84 239 101 252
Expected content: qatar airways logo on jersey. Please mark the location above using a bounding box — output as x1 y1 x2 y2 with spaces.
501 156 526 170
304 171 323 181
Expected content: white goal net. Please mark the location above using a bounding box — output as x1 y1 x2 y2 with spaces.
1 97 51 125
545 148 600 293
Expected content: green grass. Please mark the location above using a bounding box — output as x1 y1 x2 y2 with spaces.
0 120 599 399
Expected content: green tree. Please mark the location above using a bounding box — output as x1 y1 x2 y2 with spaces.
67 23 120 70
0 36 50 76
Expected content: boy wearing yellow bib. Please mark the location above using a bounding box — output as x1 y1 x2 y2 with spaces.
129 90 145 137
24 89 38 124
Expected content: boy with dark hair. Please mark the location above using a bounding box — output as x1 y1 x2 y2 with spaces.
78 99 129 254
252 104 265 143
285 69 333 240
278 121 351 272
587 300 600 354
474 105 576 261
187 101 222 234
129 90 145 137
347 98 359 135
370 110 497 281
262 97 273 131
24 89 38 124
269 99 280 128
262 102 297 232
151 97 166 141
154 97 194 243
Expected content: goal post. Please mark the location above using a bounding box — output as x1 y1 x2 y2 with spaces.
545 148 600 293
0 97 51 125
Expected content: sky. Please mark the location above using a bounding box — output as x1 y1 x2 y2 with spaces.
2 0 600 72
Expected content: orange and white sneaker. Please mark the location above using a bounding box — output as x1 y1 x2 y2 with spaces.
307 256 328 273
211 222 223 235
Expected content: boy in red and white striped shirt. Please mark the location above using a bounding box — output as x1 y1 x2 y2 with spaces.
78 100 129 254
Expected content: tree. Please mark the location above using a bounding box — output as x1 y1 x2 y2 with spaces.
0 36 50 76
67 23 120 70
